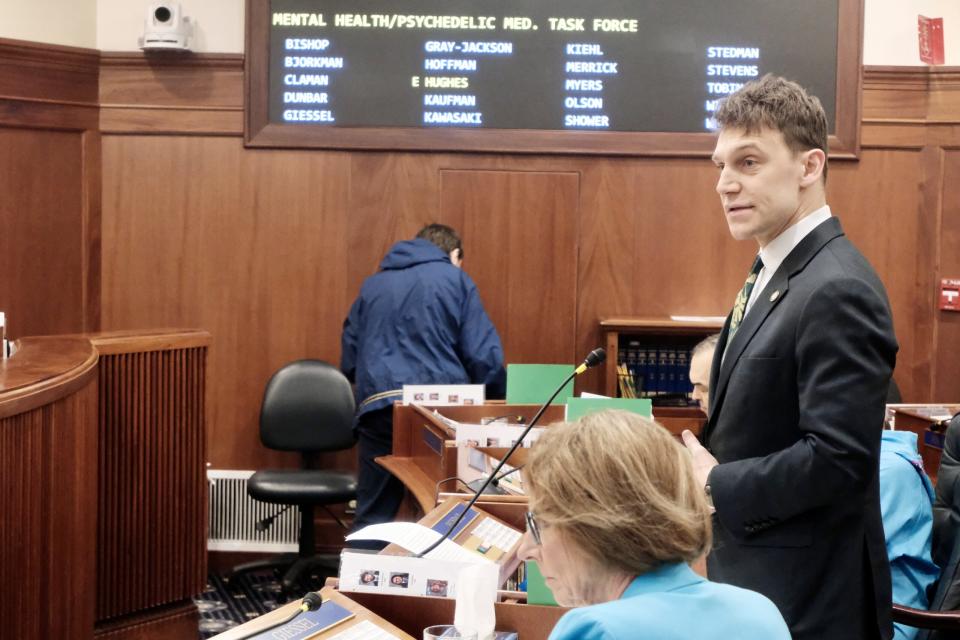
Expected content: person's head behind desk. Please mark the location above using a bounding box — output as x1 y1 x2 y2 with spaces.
689 334 720 415
416 223 463 267
518 409 712 607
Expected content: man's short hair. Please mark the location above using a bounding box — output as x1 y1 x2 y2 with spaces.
715 74 829 179
692 333 721 359
416 223 463 259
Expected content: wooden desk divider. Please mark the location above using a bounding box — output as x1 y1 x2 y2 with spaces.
381 402 564 513
381 401 704 515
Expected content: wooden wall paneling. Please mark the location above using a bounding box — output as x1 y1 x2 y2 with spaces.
100 137 353 471
0 38 99 104
924 69 960 123
574 159 640 391
84 129 103 332
346 153 443 298
0 128 87 337
828 150 929 401
862 67 932 122
630 158 756 316
99 53 243 135
0 39 100 338
934 150 960 400
439 169 580 366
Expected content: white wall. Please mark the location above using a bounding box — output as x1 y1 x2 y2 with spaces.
864 0 959 65
1 0 953 63
97 0 244 52
0 0 97 49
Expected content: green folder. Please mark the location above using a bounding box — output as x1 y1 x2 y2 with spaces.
505 364 575 405
525 560 559 606
564 397 652 421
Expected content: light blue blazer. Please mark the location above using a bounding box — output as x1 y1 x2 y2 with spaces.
547 563 790 640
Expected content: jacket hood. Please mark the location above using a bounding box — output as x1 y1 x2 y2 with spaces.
379 238 450 271
881 430 920 461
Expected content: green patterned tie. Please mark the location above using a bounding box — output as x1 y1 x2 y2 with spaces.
728 255 764 343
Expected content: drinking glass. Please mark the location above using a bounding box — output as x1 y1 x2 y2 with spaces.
423 624 478 640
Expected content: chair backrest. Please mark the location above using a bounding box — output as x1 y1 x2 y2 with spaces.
926 414 960 622
259 360 356 453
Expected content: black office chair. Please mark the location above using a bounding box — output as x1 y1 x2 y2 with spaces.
230 360 357 598
893 412 960 638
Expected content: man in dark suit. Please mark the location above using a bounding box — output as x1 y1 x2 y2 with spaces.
682 75 898 640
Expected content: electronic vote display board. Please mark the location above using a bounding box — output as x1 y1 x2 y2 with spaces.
245 0 862 155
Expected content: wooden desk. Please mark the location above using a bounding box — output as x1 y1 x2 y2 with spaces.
0 336 99 640
348 589 567 640
210 587 416 640
0 330 210 640
382 402 706 514
384 403 564 514
892 404 959 484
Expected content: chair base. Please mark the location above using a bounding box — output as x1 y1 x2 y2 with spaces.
228 553 341 601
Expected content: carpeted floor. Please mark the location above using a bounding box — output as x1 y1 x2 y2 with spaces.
195 570 328 638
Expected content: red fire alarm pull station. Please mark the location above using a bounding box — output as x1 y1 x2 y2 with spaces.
941 279 960 311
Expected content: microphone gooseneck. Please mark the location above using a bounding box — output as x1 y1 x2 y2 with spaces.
415 348 605 558
232 592 323 640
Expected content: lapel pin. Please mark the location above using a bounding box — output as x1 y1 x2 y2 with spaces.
769 290 781 302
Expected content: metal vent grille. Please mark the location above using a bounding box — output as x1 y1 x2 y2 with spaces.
207 469 299 552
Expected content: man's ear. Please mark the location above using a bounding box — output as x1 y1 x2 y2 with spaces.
799 148 826 187
449 248 462 267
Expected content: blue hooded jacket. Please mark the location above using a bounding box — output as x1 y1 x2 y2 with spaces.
880 430 939 640
341 238 506 417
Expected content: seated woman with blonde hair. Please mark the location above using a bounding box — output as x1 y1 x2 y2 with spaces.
519 410 790 639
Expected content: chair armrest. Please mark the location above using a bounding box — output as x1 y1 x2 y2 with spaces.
892 604 960 631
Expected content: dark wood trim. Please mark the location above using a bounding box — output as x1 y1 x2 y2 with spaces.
0 37 99 64
88 329 212 354
0 37 99 109
100 50 244 68
83 129 102 332
0 337 98 418
244 0 864 157
833 0 863 157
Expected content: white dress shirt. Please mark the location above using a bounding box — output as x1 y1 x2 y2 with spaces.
743 205 833 318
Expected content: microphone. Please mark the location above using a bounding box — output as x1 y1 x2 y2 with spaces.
416 348 605 557
232 592 322 640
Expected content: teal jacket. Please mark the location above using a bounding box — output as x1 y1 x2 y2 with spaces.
547 563 790 640
880 430 939 640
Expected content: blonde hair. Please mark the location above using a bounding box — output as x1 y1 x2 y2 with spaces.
525 410 711 574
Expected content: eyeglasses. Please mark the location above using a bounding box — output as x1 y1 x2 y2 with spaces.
525 511 542 545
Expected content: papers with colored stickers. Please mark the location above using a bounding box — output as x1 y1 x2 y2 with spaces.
402 384 485 407
340 500 524 595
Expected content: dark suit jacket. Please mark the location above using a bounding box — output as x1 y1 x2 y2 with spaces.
704 217 898 640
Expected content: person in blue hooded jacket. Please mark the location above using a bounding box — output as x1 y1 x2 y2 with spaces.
341 224 505 535
880 430 939 640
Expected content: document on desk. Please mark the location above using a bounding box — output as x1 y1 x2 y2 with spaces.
345 522 491 564
327 620 403 640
